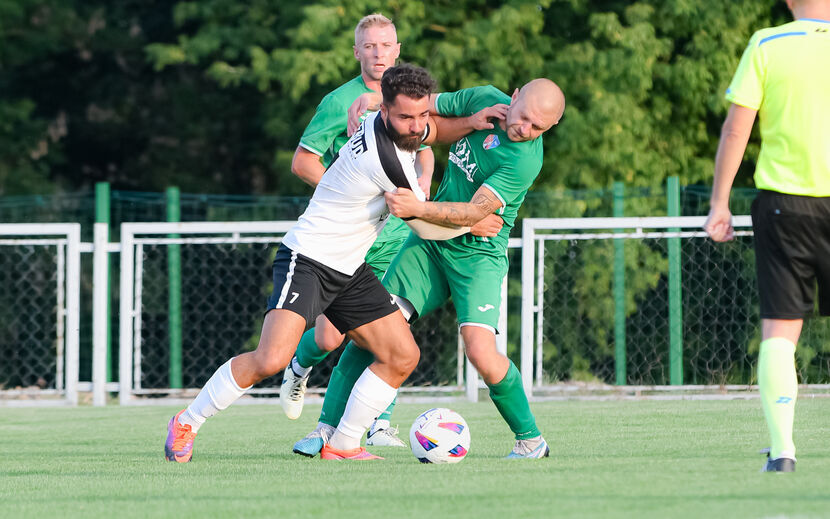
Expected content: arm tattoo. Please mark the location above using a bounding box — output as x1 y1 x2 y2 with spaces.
419 188 502 227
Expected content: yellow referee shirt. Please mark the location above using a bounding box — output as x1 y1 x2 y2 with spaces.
726 18 830 197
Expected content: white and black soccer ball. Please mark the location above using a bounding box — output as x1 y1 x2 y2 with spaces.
409 408 471 464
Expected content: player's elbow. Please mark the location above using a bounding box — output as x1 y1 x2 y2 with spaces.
290 151 304 179
719 123 749 142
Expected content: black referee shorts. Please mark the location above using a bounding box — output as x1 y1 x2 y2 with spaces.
752 190 830 319
265 244 399 333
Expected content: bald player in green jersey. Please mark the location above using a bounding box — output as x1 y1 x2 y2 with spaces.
299 78 566 459
704 0 830 473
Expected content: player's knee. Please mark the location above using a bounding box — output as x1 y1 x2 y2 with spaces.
390 340 420 377
251 349 291 379
316 331 345 353
464 341 498 370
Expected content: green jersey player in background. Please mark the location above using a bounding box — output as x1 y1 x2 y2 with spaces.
282 14 502 449
297 78 566 459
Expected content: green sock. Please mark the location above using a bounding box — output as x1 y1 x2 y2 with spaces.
488 361 541 440
377 399 396 422
295 328 330 368
758 337 798 459
318 341 374 427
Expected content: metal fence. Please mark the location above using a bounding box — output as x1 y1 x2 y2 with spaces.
0 224 81 405
115 222 477 404
520 217 830 395
7 186 830 405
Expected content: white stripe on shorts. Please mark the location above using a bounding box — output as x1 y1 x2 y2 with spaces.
459 322 497 335
275 250 298 308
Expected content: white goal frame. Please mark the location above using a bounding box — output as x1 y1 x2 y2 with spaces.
0 223 81 406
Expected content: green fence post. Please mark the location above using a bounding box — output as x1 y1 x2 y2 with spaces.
95 182 112 382
667 177 683 385
613 182 626 385
166 187 183 389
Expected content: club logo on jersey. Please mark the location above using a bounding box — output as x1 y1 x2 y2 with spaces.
483 134 500 150
448 138 478 182
477 304 495 312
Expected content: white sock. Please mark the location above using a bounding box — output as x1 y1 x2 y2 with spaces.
179 358 250 433
370 419 391 436
291 357 311 378
329 368 398 450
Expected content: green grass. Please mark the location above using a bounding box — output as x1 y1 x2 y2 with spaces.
2 399 830 518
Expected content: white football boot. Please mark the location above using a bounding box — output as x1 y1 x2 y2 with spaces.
280 363 310 420
366 424 406 447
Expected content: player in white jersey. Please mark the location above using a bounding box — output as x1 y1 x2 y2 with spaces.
163 64 503 462
283 109 427 275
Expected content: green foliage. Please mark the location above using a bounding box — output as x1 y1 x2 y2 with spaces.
0 99 54 195
0 0 796 195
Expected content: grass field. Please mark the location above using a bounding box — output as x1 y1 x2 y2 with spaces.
3 399 830 518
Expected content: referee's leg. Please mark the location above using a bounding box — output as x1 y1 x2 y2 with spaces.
758 318 801 465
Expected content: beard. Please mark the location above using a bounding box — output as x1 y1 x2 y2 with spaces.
386 120 422 152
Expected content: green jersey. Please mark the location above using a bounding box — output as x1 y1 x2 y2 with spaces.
434 85 544 255
298 75 409 243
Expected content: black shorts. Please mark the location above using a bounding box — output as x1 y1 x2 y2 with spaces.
752 190 830 319
265 244 399 333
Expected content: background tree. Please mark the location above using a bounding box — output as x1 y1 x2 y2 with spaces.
1 0 792 196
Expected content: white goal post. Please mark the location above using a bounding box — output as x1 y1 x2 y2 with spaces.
0 223 81 406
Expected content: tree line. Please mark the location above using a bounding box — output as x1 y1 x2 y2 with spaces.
0 0 789 197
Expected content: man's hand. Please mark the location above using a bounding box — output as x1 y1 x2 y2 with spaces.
703 206 735 242
470 214 503 237
469 104 509 131
347 92 382 136
384 188 424 219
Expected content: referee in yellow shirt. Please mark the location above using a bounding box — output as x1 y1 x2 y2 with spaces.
704 0 830 473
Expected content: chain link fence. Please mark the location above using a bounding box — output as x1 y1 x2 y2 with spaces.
0 242 61 393
526 218 830 391
123 230 462 400
9 185 820 403
0 224 81 404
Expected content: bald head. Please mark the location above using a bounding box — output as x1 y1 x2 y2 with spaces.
519 79 566 126
503 78 566 142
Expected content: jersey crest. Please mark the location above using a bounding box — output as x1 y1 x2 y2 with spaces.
483 134 500 150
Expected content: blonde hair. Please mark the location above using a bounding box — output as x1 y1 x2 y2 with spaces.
354 13 396 45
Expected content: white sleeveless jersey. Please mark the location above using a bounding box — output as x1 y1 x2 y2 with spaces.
283 111 427 275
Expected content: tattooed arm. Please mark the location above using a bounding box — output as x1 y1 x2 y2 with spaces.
384 185 503 227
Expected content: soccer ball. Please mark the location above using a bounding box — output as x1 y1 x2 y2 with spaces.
409 408 471 464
